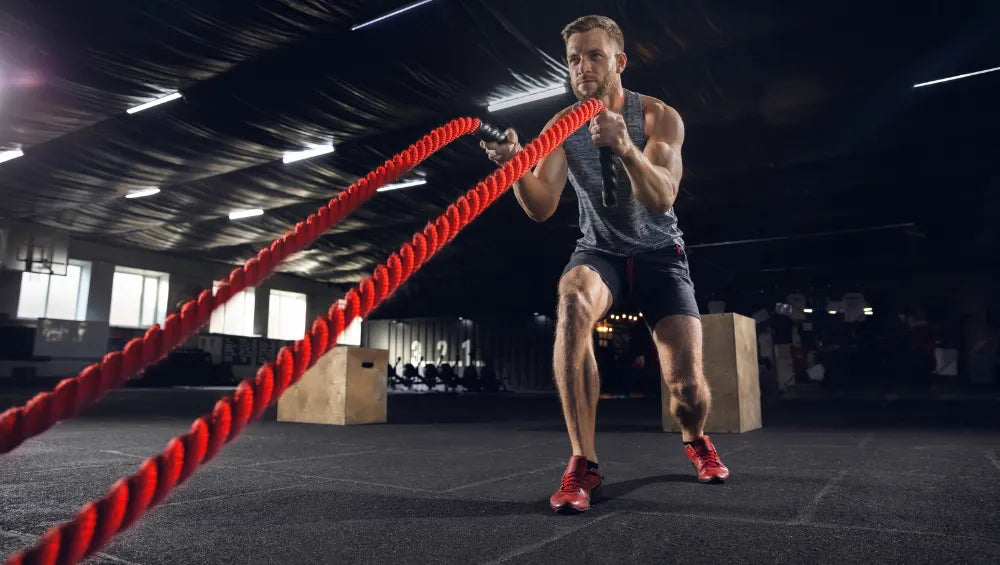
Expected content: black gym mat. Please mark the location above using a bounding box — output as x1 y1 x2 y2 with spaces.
1 389 998 564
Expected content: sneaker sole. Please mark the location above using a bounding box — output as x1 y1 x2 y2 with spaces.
691 462 728 484
551 484 601 514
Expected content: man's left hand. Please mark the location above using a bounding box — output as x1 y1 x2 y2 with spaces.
590 110 633 156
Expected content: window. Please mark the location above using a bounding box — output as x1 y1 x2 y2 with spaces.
268 290 307 340
210 285 256 336
17 261 91 320
109 268 169 328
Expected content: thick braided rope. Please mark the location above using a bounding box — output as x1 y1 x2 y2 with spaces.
0 117 482 456
2 99 603 565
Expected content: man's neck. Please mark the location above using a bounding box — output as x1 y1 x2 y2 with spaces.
599 85 627 113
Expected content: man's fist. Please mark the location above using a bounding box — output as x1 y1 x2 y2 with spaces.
480 128 522 166
589 110 632 156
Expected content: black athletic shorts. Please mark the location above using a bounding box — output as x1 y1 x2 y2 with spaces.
561 243 700 330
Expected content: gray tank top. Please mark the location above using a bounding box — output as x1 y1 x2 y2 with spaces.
563 89 684 255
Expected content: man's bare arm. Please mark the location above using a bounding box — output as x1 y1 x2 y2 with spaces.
619 98 684 214
481 109 571 222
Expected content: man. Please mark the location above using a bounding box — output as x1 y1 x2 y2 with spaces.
481 15 730 514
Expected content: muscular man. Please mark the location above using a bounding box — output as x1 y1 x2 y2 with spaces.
482 15 730 514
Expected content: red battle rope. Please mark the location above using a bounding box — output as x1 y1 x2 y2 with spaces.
2 98 604 565
0 117 484 456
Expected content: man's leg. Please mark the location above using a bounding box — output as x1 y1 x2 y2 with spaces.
553 265 612 462
653 314 730 483
652 315 710 442
548 264 614 513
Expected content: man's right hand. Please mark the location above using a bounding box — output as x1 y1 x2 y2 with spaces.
480 128 522 165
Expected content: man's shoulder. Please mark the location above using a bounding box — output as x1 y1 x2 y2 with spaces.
541 103 580 129
637 93 684 142
554 103 579 120
638 94 681 122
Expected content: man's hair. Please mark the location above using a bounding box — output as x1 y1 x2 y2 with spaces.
561 15 625 53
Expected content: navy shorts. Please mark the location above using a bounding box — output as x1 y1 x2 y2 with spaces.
561 244 701 330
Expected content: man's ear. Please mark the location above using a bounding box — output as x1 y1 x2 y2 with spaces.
616 51 627 74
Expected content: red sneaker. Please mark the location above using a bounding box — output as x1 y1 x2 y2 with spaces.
549 455 603 513
684 435 730 483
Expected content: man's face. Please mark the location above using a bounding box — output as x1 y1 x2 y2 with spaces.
566 28 621 101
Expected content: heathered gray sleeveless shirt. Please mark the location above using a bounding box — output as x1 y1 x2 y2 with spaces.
563 89 684 255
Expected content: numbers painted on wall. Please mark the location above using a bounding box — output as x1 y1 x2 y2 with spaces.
410 340 422 366
405 337 476 366
461 339 471 367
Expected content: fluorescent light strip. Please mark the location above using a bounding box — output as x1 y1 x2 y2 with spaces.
0 149 24 164
488 85 568 112
803 308 814 314
377 179 427 192
913 65 1000 88
125 187 161 199
283 144 334 164
352 0 436 31
127 92 182 114
229 208 264 220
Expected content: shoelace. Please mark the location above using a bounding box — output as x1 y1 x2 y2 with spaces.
559 472 584 492
693 446 724 469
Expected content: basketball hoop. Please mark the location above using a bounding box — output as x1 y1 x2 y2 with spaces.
7 225 69 276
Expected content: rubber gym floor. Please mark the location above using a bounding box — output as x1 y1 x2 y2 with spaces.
2 388 998 564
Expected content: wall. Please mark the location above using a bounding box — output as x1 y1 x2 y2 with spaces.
0 237 344 346
0 270 21 318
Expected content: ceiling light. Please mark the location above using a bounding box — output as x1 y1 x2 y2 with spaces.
488 84 568 112
865 311 875 316
914 65 1000 88
864 307 873 312
125 187 160 199
283 143 334 164
828 310 838 315
127 92 182 115
377 179 427 192
352 0 436 31
229 209 264 220
0 149 24 164
803 308 814 314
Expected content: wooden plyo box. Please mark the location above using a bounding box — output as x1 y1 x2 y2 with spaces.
278 346 388 426
662 313 761 434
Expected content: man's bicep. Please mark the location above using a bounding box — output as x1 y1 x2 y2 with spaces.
644 140 682 178
533 146 568 195
644 104 685 178
531 109 572 191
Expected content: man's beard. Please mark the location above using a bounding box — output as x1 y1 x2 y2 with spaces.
572 72 616 101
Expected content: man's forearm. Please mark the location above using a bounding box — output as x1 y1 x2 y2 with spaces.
619 145 678 214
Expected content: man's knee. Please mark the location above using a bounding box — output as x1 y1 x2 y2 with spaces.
557 267 610 325
665 375 704 404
